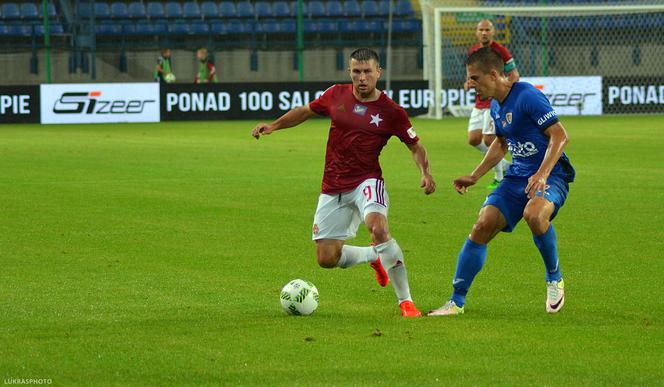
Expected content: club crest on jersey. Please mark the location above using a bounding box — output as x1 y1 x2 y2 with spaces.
506 112 512 124
352 104 367 116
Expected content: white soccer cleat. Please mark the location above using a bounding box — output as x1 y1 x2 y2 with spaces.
546 279 565 314
427 300 464 317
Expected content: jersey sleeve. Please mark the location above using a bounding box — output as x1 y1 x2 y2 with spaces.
309 85 336 116
392 107 419 144
523 86 560 131
494 44 516 73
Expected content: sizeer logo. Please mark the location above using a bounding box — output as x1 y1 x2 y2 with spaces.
53 91 156 114
533 84 596 107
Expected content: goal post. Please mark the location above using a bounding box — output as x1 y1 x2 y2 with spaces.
420 1 664 118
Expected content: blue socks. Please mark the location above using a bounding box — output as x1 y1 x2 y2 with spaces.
451 238 487 307
533 224 563 282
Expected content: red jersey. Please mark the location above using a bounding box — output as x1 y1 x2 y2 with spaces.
309 84 419 194
468 41 514 109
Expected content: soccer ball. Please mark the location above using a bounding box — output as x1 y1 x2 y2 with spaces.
280 279 319 316
164 73 176 83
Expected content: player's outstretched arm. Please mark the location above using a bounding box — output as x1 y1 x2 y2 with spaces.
525 122 569 198
454 136 508 194
251 105 317 139
407 142 436 195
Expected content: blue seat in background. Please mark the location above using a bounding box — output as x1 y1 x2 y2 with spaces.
191 20 209 34
39 3 58 19
211 20 227 34
165 2 183 18
341 21 359 33
361 0 379 17
344 0 362 17
395 0 414 17
6 24 31 36
255 2 272 18
154 21 168 34
326 1 344 17
133 23 154 35
280 20 295 33
308 1 326 17
236 1 254 18
183 2 201 18
111 2 128 18
218 2 236 18
35 23 64 35
393 19 420 33
258 20 280 34
273 2 292 18
128 2 146 18
96 23 121 35
227 19 245 34
1 3 20 20
146 2 165 19
95 2 111 19
20 3 39 20
303 20 317 33
318 20 338 33
200 2 218 18
168 21 189 34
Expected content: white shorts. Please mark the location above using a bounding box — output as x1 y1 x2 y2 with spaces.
312 178 389 241
467 107 495 135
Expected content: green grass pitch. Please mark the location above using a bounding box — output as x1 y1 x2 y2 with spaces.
1 115 663 385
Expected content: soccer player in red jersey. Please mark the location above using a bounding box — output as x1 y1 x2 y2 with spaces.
251 48 436 317
465 19 520 189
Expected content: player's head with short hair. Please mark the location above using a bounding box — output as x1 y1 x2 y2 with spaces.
349 48 380 66
161 48 171 58
475 19 495 46
465 47 507 100
466 47 504 75
348 48 382 100
197 48 208 62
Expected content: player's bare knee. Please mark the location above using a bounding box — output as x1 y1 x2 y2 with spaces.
483 135 495 147
368 225 390 245
471 218 496 242
468 132 482 146
316 244 341 268
316 250 340 268
523 208 548 235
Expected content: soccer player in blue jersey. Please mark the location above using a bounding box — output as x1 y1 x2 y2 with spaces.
428 47 575 316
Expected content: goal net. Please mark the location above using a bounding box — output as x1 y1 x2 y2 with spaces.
420 1 664 118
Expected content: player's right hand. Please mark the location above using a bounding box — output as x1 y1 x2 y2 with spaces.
453 175 478 195
251 123 274 139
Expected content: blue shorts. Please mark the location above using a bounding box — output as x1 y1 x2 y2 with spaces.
483 175 570 233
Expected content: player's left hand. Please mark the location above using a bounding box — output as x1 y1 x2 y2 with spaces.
421 174 436 195
525 173 548 199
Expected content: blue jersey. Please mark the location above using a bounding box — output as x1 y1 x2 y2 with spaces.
490 82 575 183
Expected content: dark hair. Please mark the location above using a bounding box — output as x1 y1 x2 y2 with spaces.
349 48 380 65
466 47 504 75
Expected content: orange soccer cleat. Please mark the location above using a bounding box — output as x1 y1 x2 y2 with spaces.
399 300 422 317
369 257 389 287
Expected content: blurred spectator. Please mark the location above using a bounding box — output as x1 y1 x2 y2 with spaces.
194 48 218 84
154 48 175 83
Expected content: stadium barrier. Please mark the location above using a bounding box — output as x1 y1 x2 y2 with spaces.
604 76 664 114
0 85 40 123
3 77 661 124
